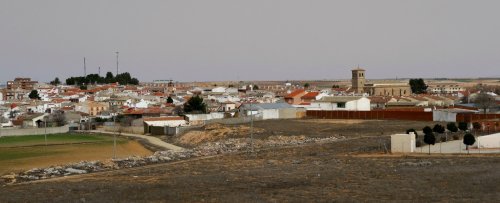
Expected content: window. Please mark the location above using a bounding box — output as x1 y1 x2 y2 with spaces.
337 102 346 108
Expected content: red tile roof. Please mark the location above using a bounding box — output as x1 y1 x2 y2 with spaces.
300 92 319 99
284 89 305 99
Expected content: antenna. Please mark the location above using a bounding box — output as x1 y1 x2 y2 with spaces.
98 66 101 76
84 57 86 77
115 51 119 76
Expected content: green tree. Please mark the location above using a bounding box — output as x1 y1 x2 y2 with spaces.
105 72 115 83
80 85 87 90
422 126 433 135
28 90 41 100
166 96 174 104
446 123 458 133
183 95 207 114
50 77 61 86
406 128 418 138
463 133 476 154
472 122 482 132
304 83 310 89
433 124 445 134
423 132 436 155
409 78 428 94
253 84 259 90
458 122 468 132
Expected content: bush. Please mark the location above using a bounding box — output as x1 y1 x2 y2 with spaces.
406 128 418 138
472 122 482 131
452 134 460 140
440 135 447 142
423 126 433 135
446 122 458 133
458 122 468 131
433 124 445 134
424 132 436 145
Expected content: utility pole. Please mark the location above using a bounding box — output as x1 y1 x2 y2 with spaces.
84 57 87 77
98 66 101 76
115 51 119 76
44 116 47 146
250 102 254 153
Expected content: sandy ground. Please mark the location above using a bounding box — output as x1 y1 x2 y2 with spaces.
0 140 152 175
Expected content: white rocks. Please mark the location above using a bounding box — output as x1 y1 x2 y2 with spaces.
65 168 88 174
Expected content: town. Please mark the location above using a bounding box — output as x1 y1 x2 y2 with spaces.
0 68 499 201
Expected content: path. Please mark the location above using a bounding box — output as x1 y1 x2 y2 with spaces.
88 130 184 151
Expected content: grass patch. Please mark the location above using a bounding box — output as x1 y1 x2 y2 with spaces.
0 133 123 147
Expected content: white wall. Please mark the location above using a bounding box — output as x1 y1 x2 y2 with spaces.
477 133 500 149
145 120 187 127
262 109 280 120
391 133 416 153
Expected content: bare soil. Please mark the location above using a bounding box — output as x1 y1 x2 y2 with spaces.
1 119 498 202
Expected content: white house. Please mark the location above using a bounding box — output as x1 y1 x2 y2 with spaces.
310 96 370 111
211 87 227 93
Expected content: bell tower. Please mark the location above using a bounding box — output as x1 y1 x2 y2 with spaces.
351 67 365 94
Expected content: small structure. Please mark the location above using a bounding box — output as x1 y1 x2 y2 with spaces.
391 133 416 153
310 96 370 111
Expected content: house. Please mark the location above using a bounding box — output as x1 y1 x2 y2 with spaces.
239 103 303 120
284 89 306 105
219 102 237 112
300 92 320 103
310 96 370 111
21 113 47 128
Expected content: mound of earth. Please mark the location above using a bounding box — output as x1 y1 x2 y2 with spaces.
178 123 265 145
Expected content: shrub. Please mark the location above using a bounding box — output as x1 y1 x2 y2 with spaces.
472 122 482 131
463 133 476 154
458 122 468 131
406 128 418 138
433 124 445 134
452 134 460 140
446 122 458 133
423 126 433 135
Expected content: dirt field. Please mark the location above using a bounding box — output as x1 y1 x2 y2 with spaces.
170 119 442 147
1 119 498 202
0 135 152 175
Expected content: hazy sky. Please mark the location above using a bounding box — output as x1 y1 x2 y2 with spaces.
1 0 499 83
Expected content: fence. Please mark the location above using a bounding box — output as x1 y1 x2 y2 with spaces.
456 113 500 123
306 110 433 121
0 125 70 137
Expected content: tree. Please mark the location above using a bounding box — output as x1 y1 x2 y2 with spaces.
458 122 468 132
166 96 174 104
253 85 259 90
304 83 310 89
332 84 340 88
183 95 207 114
406 128 418 138
50 77 61 86
473 92 496 114
472 122 482 132
80 85 87 90
463 133 476 154
423 132 436 155
446 123 458 133
105 72 115 83
50 111 66 126
409 78 428 94
29 90 41 100
433 124 445 134
422 126 433 135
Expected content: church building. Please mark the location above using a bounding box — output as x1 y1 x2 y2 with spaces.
351 68 411 96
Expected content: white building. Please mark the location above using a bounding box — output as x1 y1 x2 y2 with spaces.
143 117 187 127
310 96 370 111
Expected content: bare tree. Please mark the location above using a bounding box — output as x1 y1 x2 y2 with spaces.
50 111 67 126
474 92 497 114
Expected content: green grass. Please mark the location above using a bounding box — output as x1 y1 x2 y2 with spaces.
0 148 62 161
0 133 124 147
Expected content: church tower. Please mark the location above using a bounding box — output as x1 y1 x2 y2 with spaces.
351 67 365 94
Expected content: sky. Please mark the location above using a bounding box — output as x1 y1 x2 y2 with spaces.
0 0 499 83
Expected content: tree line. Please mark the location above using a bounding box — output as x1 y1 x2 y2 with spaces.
65 72 139 86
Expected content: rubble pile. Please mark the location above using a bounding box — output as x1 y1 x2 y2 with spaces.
1 135 341 184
